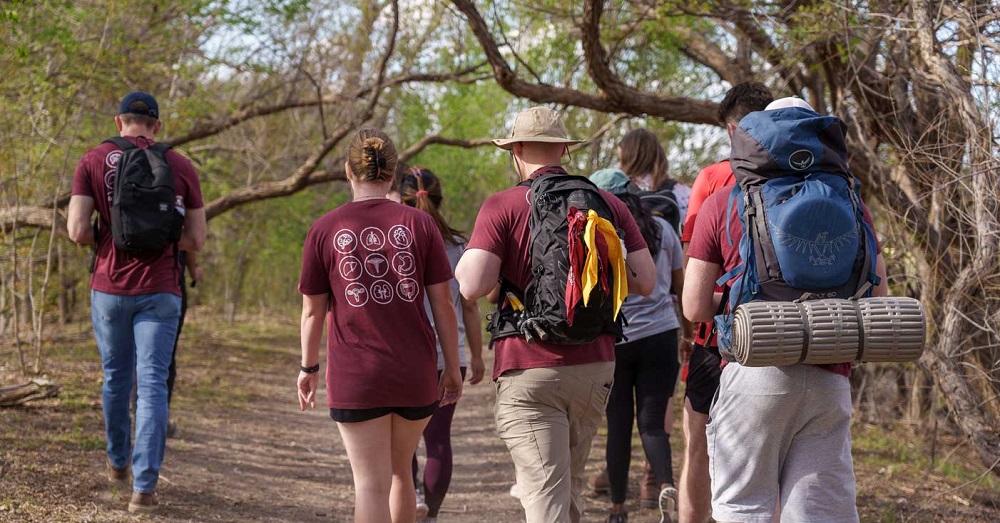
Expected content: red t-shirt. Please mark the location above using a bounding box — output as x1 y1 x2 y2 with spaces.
466 168 649 380
686 185 880 378
298 199 453 409
71 136 204 297
682 160 737 347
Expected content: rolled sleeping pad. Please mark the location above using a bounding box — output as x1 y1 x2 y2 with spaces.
732 297 925 367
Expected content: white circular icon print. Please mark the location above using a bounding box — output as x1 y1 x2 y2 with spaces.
338 256 363 281
397 278 420 303
105 150 122 169
360 227 386 251
364 253 389 278
370 280 394 305
392 252 416 276
334 229 358 254
344 282 369 307
388 225 413 250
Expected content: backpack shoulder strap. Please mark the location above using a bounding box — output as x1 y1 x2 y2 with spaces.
149 142 173 154
102 137 135 150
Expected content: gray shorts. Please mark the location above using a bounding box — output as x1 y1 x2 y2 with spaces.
706 364 858 523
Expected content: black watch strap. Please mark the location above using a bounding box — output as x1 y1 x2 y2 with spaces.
300 363 320 374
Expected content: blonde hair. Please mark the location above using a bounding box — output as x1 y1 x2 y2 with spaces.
346 129 397 182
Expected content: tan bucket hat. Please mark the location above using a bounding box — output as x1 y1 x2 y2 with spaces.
492 107 582 150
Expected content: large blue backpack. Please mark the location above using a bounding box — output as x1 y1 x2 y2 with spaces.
714 107 881 358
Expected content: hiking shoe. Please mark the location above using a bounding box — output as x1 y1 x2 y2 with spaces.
415 487 429 519
166 419 177 438
509 482 524 499
127 492 159 513
639 463 658 508
658 485 678 523
606 512 628 523
588 467 610 496
106 457 128 483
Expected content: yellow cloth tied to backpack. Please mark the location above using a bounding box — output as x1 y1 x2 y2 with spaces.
582 209 627 320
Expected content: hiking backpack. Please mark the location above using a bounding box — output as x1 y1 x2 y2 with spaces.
713 107 881 358
638 180 681 234
103 137 184 253
488 171 627 345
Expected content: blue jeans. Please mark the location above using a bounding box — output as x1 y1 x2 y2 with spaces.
91 290 181 493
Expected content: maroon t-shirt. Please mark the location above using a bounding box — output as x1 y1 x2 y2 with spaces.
686 185 881 377
71 136 204 297
298 199 453 409
466 168 649 380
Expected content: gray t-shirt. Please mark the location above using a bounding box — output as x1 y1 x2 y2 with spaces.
620 217 683 342
424 237 468 370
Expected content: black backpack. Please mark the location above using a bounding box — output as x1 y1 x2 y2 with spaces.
488 172 626 345
103 137 184 253
638 179 681 234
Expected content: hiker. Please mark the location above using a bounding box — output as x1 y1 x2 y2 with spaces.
677 81 773 523
297 129 464 523
589 169 686 523
166 249 202 438
607 127 691 506
67 91 207 513
398 167 486 522
455 106 657 523
683 97 888 523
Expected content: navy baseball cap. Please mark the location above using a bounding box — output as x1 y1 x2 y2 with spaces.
119 91 159 119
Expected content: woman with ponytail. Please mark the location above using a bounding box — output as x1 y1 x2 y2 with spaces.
399 167 485 522
297 129 464 523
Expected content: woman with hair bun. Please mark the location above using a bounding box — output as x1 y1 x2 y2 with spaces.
399 167 485 522
297 129 464 522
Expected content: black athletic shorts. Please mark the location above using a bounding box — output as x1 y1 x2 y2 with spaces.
330 401 438 423
684 343 722 415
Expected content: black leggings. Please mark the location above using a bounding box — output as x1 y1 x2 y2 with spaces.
412 367 467 517
605 329 679 504
167 267 187 406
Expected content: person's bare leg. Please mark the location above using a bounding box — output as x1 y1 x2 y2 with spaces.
389 413 431 523
679 398 712 523
338 416 394 523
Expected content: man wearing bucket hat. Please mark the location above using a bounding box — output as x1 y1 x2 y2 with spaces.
456 107 657 523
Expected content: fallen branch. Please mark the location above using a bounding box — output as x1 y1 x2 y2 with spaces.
0 379 59 407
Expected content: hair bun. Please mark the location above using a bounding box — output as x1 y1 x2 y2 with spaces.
362 138 388 170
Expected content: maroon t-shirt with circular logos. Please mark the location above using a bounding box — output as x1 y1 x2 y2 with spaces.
71 136 204 297
298 199 453 409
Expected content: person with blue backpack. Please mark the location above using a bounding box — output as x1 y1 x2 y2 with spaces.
682 97 888 523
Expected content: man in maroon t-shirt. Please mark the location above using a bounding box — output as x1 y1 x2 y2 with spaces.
456 107 656 523
683 98 888 523
68 92 206 514
677 81 772 523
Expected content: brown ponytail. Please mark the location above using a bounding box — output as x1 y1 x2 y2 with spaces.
346 128 398 182
399 167 464 245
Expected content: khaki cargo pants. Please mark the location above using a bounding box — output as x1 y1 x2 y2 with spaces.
494 361 615 523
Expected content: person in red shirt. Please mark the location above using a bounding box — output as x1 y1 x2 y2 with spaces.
677 82 772 523
683 98 888 523
297 129 463 523
456 107 657 523
67 91 207 514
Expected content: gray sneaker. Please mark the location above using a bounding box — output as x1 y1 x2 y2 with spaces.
658 485 677 523
415 487 429 519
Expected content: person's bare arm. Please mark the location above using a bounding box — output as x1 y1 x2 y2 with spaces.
460 296 485 384
67 196 96 245
683 258 723 323
178 207 206 252
625 247 657 296
297 293 328 410
427 281 463 405
456 248 501 301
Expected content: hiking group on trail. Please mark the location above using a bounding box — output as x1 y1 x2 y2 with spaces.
67 85 920 523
